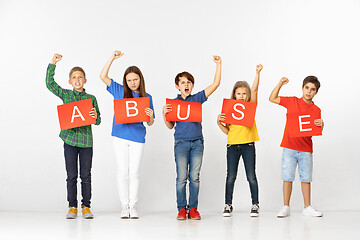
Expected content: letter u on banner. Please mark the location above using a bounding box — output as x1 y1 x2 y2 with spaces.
57 99 95 130
165 98 202 122
114 97 150 124
220 99 257 127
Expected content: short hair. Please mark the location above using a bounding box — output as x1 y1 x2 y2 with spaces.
69 67 86 79
303 76 320 92
175 72 195 86
123 66 146 98
231 81 251 102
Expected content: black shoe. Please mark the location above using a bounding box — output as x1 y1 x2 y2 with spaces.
250 204 259 217
223 204 233 217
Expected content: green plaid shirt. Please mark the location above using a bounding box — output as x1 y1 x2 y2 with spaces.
46 64 101 148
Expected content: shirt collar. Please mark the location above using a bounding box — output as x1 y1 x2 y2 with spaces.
73 89 86 95
177 94 191 101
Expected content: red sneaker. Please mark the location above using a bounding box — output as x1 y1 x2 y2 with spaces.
177 208 187 220
188 208 201 220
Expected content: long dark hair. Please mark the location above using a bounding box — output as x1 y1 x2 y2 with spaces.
123 66 146 98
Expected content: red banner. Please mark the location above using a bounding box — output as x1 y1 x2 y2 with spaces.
165 99 202 122
57 99 96 130
114 97 150 124
220 99 257 127
287 112 322 137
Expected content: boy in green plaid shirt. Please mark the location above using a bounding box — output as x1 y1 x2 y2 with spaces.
46 53 101 219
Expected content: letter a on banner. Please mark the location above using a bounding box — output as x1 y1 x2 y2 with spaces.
57 99 95 130
220 99 257 127
114 97 150 124
165 99 202 122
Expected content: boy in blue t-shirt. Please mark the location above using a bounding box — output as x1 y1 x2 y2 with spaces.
162 56 222 220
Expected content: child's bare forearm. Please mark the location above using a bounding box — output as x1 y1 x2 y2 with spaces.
205 56 222 98
251 64 263 103
269 77 288 104
99 56 114 87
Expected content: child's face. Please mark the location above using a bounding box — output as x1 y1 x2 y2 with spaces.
234 87 248 101
126 72 141 92
69 71 86 92
176 77 194 98
302 82 317 103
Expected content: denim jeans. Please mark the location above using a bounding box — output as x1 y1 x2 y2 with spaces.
225 142 259 205
174 138 204 211
64 143 93 208
281 147 313 182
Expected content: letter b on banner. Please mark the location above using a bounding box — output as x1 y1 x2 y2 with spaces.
114 97 150 124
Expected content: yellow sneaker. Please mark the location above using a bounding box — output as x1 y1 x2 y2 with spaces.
66 207 77 219
82 205 94 219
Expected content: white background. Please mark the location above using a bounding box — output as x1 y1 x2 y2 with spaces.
0 0 359 213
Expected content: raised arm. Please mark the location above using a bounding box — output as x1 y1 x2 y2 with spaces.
269 77 289 104
162 104 175 129
99 51 124 87
217 113 229 135
46 54 66 98
205 56 222 98
250 64 263 103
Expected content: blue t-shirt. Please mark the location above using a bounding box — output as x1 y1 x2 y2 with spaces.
107 79 155 143
173 90 207 140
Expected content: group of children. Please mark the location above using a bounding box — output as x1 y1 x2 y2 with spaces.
46 51 324 220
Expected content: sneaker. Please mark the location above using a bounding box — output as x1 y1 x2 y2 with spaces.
129 206 139 219
81 205 94 219
177 208 187 220
303 206 323 217
66 207 77 219
120 206 130 219
188 208 201 220
277 206 290 218
250 204 259 217
223 204 233 217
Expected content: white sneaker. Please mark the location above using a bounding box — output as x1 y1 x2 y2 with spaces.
277 206 290 218
120 206 130 219
303 206 323 217
129 206 139 219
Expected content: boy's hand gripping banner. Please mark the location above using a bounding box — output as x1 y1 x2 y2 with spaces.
287 112 322 137
57 99 95 130
220 99 257 127
165 99 202 122
114 97 150 124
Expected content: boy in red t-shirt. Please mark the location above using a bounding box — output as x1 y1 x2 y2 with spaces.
269 76 324 218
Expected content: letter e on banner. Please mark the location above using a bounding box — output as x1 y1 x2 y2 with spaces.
114 97 150 124
165 99 202 122
287 111 322 137
57 99 95 130
220 99 257 127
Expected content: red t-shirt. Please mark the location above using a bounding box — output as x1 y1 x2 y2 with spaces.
279 97 321 153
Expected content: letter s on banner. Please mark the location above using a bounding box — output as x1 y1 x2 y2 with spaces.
232 103 245 120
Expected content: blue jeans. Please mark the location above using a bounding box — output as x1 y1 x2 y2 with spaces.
225 143 259 205
174 138 204 211
64 143 93 208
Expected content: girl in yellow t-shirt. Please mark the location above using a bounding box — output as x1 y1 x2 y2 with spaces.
217 64 263 217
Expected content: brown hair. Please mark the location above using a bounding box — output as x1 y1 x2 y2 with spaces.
123 66 146 98
230 81 251 102
69 67 86 79
302 76 320 92
175 72 195 85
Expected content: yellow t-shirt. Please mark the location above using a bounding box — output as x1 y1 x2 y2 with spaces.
227 122 259 144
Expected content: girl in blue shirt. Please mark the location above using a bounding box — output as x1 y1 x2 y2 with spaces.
100 51 154 219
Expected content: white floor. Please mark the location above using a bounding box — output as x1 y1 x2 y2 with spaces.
0 211 359 240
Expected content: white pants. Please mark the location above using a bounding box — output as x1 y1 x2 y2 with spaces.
113 137 144 208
